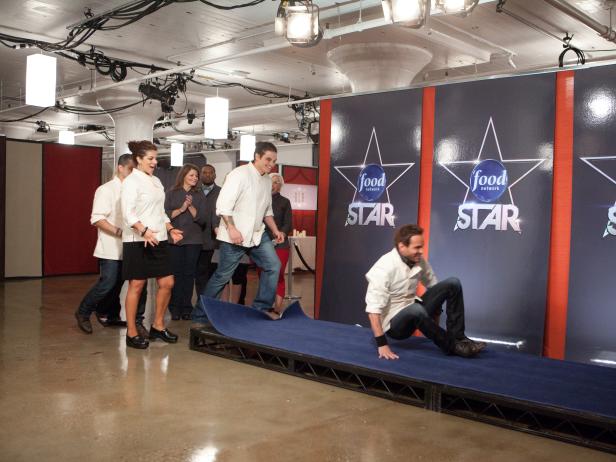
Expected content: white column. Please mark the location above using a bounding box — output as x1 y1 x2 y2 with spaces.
97 89 161 162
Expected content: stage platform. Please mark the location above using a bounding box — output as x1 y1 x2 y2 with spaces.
189 298 616 454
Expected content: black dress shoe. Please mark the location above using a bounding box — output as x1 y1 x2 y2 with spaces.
149 326 179 343
181 314 192 320
171 314 181 321
75 311 93 334
126 335 149 349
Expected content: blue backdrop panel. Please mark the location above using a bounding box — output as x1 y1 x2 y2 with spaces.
567 65 616 365
429 74 555 355
320 90 422 325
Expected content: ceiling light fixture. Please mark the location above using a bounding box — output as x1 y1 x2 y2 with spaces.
240 134 256 161
381 0 429 28
275 1 323 47
58 130 75 145
26 54 57 107
170 142 184 167
203 96 229 139
433 0 479 16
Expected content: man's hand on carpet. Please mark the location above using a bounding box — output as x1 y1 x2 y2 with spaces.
378 345 399 360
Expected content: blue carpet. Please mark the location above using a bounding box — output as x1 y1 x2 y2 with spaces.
200 297 616 419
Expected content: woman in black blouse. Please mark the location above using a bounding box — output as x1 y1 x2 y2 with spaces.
165 164 207 320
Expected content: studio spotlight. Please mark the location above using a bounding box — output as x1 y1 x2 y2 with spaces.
35 120 50 133
433 0 479 16
275 1 322 47
187 110 196 125
381 0 429 28
308 120 319 144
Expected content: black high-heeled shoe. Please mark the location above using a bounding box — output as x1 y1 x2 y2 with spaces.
126 334 149 349
149 326 179 343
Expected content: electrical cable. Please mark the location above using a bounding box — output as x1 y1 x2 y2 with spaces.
0 1 266 52
0 107 50 123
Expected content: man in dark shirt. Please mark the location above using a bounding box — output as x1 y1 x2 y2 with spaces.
195 164 221 296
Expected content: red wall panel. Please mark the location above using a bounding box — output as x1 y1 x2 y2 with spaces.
315 100 332 318
282 165 318 236
43 144 101 275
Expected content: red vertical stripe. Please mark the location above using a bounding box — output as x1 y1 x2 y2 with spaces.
418 87 435 259
315 99 332 319
544 71 574 359
415 88 436 332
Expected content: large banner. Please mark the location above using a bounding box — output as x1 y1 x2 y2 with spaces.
429 74 555 355
320 90 422 325
567 66 616 365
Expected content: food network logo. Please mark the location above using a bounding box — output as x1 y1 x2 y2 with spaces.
334 127 414 227
580 155 616 238
470 159 508 203
439 117 546 233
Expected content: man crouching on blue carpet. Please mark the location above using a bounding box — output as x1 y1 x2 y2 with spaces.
365 224 486 360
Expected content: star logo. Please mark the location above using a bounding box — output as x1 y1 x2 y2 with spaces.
579 155 616 237
334 127 415 203
438 117 547 232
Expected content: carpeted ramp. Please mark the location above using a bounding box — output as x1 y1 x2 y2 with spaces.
190 297 616 453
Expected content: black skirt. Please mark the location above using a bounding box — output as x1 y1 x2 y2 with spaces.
122 240 172 280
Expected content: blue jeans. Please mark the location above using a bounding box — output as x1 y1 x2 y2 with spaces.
78 259 146 322
169 244 201 317
386 278 466 353
193 233 280 322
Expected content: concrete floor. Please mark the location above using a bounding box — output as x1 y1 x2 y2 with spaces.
0 274 614 462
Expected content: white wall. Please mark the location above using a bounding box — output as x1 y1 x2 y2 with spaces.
204 151 236 186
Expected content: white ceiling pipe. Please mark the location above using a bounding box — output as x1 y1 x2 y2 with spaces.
542 0 616 43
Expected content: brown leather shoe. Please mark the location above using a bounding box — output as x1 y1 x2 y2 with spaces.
75 311 93 334
460 336 487 352
453 341 480 358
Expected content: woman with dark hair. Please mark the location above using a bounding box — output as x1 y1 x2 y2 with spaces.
165 163 207 320
121 140 184 349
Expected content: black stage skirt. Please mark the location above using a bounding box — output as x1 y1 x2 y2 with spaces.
122 240 172 280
